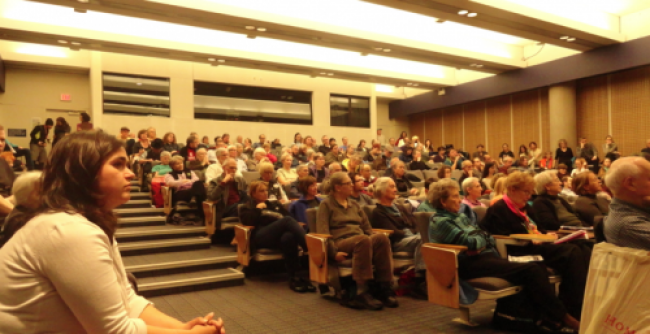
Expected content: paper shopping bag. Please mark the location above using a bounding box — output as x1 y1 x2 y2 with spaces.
580 242 650 334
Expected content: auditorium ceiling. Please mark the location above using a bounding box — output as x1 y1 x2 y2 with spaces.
1 0 650 90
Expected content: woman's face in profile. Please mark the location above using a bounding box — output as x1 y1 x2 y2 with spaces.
96 148 134 211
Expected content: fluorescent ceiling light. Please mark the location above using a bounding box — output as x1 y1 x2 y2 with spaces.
374 84 394 93
16 44 68 58
489 0 616 30
151 0 534 57
3 0 446 79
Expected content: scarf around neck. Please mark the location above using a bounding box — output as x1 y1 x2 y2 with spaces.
502 194 539 234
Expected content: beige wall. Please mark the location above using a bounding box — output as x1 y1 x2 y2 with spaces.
0 67 91 147
0 51 411 149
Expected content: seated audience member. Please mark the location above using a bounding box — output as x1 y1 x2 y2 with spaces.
289 176 322 228
458 160 480 192
325 144 344 166
428 179 580 332
1 172 40 231
164 157 206 211
240 180 312 292
343 146 356 161
461 177 485 208
517 144 529 160
372 147 393 171
399 147 414 164
179 135 200 162
0 125 34 171
432 146 446 163
288 144 301 166
339 136 348 152
360 163 376 189
258 163 288 203
273 147 291 170
319 162 343 196
356 139 369 156
539 151 554 170
132 129 150 157
367 143 381 162
206 147 243 184
572 171 609 226
483 154 494 165
390 161 419 197
146 127 157 142
227 145 247 172
287 165 310 199
76 112 93 131
263 143 277 164
0 139 21 171
498 143 515 165
236 143 248 162
162 132 179 154
557 163 569 181
528 141 542 166
271 138 282 150
571 158 589 177
276 154 298 187
309 153 329 183
437 165 452 180
518 157 534 170
498 156 514 174
349 172 374 206
317 172 397 310
318 136 331 155
346 155 362 173
480 171 591 320
152 151 173 177
243 138 254 157
603 157 650 250
208 158 249 219
602 135 619 161
187 148 210 182
252 134 266 149
444 149 464 170
561 176 576 197
597 157 611 179
481 162 497 190
409 150 430 170
472 144 487 161
489 178 507 206
0 131 228 334
472 158 484 174
532 171 584 231
246 148 270 172
371 177 426 291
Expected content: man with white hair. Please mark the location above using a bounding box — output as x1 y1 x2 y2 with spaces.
1 172 41 239
603 157 650 250
246 148 269 172
227 145 247 172
207 158 248 219
206 147 242 184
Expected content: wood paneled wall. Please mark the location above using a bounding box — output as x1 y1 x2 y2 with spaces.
409 89 549 158
576 66 650 157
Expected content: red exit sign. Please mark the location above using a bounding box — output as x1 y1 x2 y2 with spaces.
60 94 71 101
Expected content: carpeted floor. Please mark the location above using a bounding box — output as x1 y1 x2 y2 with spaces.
149 274 516 334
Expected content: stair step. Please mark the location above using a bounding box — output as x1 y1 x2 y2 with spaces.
119 199 153 209
116 225 205 242
136 268 244 297
115 207 164 218
130 192 152 200
130 180 141 186
130 186 141 193
119 237 210 256
118 216 166 228
123 247 237 277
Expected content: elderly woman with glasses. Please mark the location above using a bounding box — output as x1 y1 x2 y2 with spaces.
428 178 580 332
316 172 396 310
531 171 584 231
480 171 592 321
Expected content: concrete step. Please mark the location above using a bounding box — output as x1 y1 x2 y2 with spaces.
119 199 153 209
130 180 141 186
115 225 205 243
123 247 237 278
115 207 164 218
130 186 142 193
136 268 244 297
118 216 166 228
119 237 210 256
130 192 151 200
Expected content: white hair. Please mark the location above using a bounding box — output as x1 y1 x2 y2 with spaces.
296 164 308 173
534 170 557 195
160 151 172 159
373 177 393 199
222 157 237 167
215 147 227 156
605 157 644 195
227 145 237 151
11 171 42 206
196 147 207 154
461 177 479 193
253 147 266 157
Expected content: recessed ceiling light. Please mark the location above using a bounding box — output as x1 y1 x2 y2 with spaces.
373 47 383 51
208 58 216 61
470 63 476 67
475 64 483 68
406 83 413 86
136 82 142 86
77 0 89 2
412 83 419 87
71 41 81 46
327 73 334 76
458 10 469 15
320 72 327 75
256 27 266 32
245 26 255 30
383 49 391 52
467 12 477 18
217 59 225 63
57 40 68 44
567 37 576 42
560 36 569 40
287 96 293 100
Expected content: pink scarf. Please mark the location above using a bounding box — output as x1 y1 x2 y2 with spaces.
502 194 539 234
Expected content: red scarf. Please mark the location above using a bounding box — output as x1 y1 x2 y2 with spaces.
502 194 539 234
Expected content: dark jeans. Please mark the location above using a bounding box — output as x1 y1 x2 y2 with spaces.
252 216 307 276
14 148 34 171
173 182 207 216
459 252 568 323
510 242 591 319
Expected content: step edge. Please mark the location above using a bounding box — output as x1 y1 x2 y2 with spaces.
115 226 205 237
137 270 244 291
125 256 237 272
119 238 210 250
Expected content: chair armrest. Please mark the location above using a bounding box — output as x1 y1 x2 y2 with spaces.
421 243 462 308
309 233 333 239
202 201 219 236
510 234 557 242
306 234 330 284
424 242 468 253
372 229 394 236
234 225 254 266
492 235 513 240
235 225 255 231
494 235 531 259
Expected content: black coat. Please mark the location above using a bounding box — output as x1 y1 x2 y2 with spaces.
370 204 416 244
240 200 290 240
480 199 548 235
531 194 579 231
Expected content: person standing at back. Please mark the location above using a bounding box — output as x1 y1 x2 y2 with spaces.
76 112 93 131
29 118 53 170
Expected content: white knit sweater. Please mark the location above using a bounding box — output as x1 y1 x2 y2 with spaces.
0 212 151 334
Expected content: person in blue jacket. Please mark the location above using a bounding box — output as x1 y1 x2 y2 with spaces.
289 176 322 231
